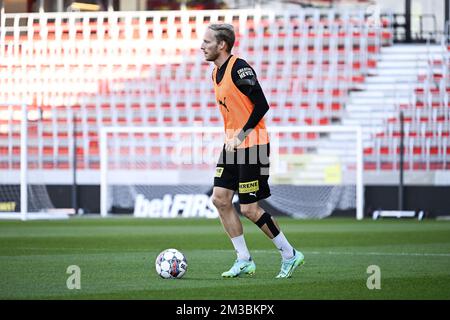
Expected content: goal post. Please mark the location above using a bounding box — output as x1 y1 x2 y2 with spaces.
20 103 27 220
100 125 364 220
0 103 69 220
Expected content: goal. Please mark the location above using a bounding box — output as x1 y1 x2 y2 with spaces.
100 125 364 219
0 104 69 220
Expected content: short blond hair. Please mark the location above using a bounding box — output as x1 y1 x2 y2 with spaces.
208 23 235 53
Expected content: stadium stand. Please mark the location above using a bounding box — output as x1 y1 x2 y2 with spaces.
0 8 448 174
0 10 384 167
361 42 450 171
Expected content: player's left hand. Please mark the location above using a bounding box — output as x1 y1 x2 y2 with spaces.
225 136 242 152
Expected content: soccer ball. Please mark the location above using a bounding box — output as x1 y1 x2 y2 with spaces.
155 248 188 279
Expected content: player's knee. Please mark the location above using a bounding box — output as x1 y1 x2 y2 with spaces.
240 206 259 221
212 194 232 211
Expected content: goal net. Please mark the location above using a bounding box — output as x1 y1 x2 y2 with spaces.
100 126 363 219
0 104 68 220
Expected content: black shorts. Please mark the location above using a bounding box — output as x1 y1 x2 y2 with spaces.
214 143 271 204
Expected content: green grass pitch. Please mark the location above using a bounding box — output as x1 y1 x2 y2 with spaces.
0 217 449 300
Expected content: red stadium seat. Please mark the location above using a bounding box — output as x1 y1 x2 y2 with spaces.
4 10 449 173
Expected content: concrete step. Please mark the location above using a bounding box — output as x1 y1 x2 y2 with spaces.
348 96 410 105
341 117 384 127
381 45 443 54
316 146 357 155
350 90 411 98
327 132 374 143
358 83 413 90
345 110 397 120
365 75 417 84
328 133 358 140
369 67 428 76
378 53 445 61
377 60 428 68
346 103 396 112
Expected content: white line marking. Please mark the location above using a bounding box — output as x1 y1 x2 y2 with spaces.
248 250 450 257
14 248 450 258
304 251 450 257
